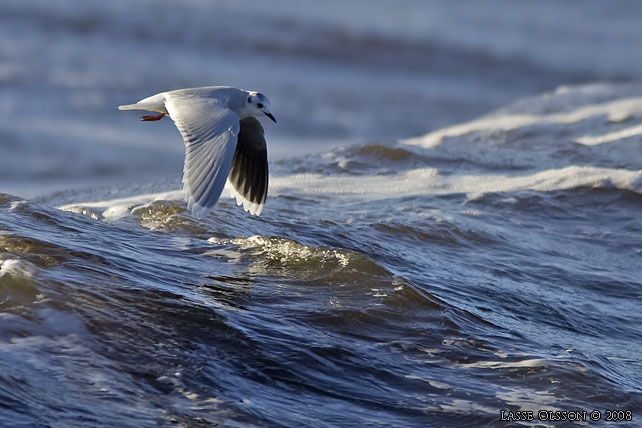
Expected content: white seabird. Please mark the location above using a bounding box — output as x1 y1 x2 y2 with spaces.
118 86 276 217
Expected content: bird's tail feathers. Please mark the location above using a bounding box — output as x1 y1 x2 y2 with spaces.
117 102 165 113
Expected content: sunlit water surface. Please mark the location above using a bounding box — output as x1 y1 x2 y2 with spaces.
3 83 642 426
1 1 642 427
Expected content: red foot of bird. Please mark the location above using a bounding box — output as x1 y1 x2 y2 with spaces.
141 113 166 121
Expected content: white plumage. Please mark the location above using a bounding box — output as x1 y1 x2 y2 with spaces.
118 86 275 217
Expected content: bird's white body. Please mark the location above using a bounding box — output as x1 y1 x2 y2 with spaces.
122 87 267 120
118 86 275 217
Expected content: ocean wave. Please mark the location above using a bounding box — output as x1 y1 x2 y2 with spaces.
3 2 642 424
208 234 389 281
57 166 642 222
0 258 38 279
271 165 642 199
59 190 184 221
0 258 40 310
203 234 446 317
404 88 642 149
371 221 500 249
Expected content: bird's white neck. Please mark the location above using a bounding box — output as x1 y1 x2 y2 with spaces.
236 105 256 120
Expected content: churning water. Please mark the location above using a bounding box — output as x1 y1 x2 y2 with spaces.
1 1 642 427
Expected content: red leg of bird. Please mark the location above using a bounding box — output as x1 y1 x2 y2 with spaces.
141 113 166 121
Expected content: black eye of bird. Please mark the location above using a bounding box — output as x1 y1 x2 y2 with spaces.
257 103 263 109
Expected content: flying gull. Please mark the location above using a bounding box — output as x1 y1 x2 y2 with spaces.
119 86 276 217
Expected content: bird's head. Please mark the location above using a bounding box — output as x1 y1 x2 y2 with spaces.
245 91 276 123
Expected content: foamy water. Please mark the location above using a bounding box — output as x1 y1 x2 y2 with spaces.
2 1 642 427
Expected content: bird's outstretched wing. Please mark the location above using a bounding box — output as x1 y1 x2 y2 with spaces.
227 117 269 216
165 94 239 218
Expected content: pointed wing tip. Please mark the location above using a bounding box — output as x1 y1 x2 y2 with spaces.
185 195 214 219
231 188 265 216
185 193 265 218
247 204 264 216
185 187 266 218
249 200 265 216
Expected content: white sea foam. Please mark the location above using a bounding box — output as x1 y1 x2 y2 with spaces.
58 190 183 220
404 375 451 390
576 123 642 146
207 235 352 267
269 166 642 199
404 96 642 148
438 399 497 416
495 387 560 414
455 358 548 370
403 115 539 148
0 259 38 279
58 165 642 219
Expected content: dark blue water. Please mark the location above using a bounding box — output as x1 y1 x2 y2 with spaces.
2 1 642 427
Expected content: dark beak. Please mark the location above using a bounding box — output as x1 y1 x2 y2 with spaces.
265 112 277 123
